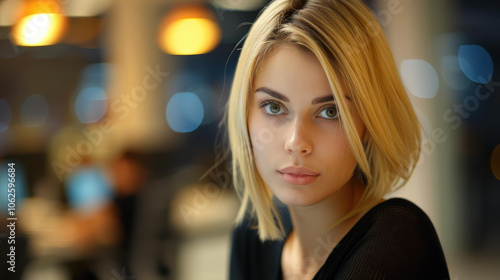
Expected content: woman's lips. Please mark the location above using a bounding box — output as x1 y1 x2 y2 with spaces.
278 166 320 185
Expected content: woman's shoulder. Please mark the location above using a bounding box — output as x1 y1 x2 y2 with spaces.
349 197 445 253
363 197 435 225
322 197 450 279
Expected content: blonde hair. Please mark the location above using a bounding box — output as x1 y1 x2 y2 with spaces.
227 0 421 241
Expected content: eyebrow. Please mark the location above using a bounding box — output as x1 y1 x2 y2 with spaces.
255 87 289 102
255 87 339 104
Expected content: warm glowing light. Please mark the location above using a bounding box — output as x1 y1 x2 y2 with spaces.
11 0 66 46
158 5 221 55
12 13 66 46
161 18 220 55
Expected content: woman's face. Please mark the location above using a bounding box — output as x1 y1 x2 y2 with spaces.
248 44 365 207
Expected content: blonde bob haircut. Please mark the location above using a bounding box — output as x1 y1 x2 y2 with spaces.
227 0 422 241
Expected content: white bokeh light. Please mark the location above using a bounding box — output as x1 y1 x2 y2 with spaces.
401 59 439 99
74 87 107 124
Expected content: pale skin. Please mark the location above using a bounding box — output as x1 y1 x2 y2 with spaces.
248 44 370 279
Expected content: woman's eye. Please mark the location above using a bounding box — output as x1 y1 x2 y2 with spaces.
262 102 285 115
319 106 338 119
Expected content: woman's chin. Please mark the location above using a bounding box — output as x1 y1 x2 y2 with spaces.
273 188 325 207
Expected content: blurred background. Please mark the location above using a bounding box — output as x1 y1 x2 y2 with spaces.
0 0 498 279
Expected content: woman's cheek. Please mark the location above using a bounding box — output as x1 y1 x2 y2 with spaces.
249 117 276 152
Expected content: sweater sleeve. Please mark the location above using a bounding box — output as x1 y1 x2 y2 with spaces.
331 201 450 280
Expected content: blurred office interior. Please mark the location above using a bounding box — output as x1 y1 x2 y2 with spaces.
0 0 499 279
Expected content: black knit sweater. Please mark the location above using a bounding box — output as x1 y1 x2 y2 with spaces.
229 198 450 280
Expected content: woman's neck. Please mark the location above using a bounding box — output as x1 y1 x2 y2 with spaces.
282 177 366 278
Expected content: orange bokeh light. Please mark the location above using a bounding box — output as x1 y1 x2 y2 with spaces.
11 0 67 46
158 4 221 55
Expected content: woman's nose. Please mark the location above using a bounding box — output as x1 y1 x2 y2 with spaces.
284 118 312 156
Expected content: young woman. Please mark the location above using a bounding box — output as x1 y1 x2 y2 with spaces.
227 0 450 279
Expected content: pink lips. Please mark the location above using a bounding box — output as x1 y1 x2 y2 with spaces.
278 166 320 185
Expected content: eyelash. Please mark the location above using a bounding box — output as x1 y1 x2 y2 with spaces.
258 99 339 120
317 104 339 120
259 99 287 115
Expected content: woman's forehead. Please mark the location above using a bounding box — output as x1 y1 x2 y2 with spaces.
252 44 354 103
254 45 331 96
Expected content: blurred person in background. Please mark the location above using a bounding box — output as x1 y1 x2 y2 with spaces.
108 149 148 277
62 155 121 280
227 0 450 279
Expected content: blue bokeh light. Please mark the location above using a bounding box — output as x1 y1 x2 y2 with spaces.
166 92 204 133
21 94 49 126
458 45 494 84
74 86 107 123
80 63 110 87
0 100 11 132
74 63 111 124
66 167 113 213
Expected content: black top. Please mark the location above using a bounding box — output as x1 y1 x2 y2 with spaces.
229 198 450 280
